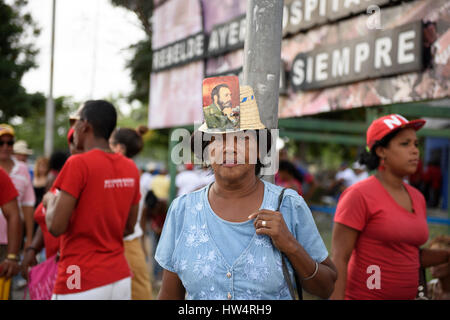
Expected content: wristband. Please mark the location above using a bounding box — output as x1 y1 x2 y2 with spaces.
6 253 20 262
25 247 38 253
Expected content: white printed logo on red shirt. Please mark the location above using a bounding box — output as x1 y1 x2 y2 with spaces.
104 178 135 189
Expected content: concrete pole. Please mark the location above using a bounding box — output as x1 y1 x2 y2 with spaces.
44 0 56 157
168 128 178 205
243 0 283 182
447 146 450 233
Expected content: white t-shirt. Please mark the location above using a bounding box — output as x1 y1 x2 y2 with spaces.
335 168 356 188
124 172 154 241
176 170 205 196
351 171 369 185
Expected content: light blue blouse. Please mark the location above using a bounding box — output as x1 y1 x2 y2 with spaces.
155 180 328 300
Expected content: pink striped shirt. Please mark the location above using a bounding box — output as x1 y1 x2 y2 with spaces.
0 158 35 244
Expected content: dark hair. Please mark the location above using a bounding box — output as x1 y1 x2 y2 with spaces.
190 129 272 176
359 128 402 171
80 100 117 140
144 190 158 210
279 160 303 183
49 151 69 172
111 125 148 158
211 84 229 103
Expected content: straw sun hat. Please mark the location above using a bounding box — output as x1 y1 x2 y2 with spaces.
13 140 33 155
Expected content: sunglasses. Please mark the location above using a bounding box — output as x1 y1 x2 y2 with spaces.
0 140 14 147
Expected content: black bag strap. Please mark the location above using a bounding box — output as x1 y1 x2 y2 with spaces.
277 188 303 300
417 249 428 300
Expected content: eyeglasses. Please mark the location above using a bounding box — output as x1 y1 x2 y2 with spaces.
0 140 14 147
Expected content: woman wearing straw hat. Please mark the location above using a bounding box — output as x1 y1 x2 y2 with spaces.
331 114 450 300
155 77 336 300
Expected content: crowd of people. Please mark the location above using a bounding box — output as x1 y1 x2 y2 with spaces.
0 89 449 300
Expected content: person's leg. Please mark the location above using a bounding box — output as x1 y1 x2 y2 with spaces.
123 238 153 300
111 277 131 300
0 244 12 300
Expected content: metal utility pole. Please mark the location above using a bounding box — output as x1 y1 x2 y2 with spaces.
243 0 283 182
44 0 56 157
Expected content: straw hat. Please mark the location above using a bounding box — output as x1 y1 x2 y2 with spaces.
198 85 265 134
69 104 84 125
13 140 33 155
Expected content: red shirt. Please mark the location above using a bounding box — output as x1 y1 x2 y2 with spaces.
52 149 141 294
334 176 428 300
34 191 60 259
0 167 18 206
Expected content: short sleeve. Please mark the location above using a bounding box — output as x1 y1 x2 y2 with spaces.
281 190 328 263
53 156 88 199
155 196 185 272
334 187 368 231
0 169 18 206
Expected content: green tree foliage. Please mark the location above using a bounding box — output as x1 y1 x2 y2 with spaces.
0 0 40 122
13 96 80 157
126 40 152 105
110 0 152 37
110 0 152 105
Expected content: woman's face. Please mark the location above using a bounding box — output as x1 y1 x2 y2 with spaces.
378 128 420 176
208 131 258 182
38 161 48 175
0 134 14 161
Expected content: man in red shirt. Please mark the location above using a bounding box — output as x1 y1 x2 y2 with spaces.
44 100 140 300
0 167 22 280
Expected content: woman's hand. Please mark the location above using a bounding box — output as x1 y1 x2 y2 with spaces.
248 209 297 254
42 191 56 209
21 249 38 281
249 209 338 299
0 259 20 279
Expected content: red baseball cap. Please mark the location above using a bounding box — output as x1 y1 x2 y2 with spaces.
366 114 425 150
67 127 75 145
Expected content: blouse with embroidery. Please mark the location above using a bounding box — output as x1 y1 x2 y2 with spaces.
155 180 328 300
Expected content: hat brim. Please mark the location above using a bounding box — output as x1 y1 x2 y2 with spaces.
197 122 244 134
14 149 33 155
403 119 426 131
0 130 15 137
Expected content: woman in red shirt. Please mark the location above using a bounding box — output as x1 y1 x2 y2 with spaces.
331 114 450 300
